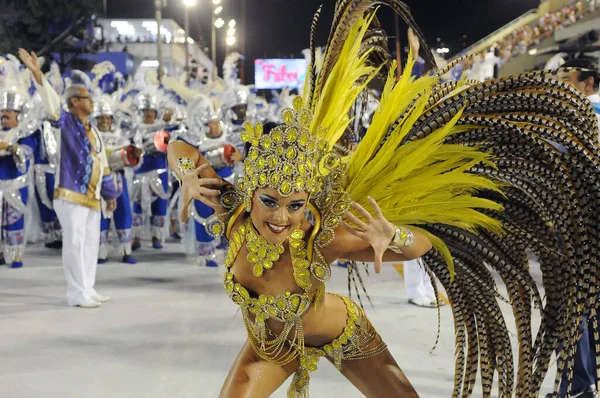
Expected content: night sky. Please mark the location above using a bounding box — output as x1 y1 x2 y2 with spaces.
106 0 540 83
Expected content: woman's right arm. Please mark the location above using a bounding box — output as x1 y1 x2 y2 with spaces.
168 140 218 180
168 140 230 221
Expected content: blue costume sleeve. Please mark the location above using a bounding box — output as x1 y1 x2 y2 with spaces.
411 56 426 79
100 175 119 200
19 131 39 163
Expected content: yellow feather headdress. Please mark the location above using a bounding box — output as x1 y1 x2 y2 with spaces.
228 9 505 277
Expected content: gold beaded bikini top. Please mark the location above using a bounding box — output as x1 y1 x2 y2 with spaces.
222 206 332 365
223 216 327 316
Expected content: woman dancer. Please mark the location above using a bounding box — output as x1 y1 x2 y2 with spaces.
170 1 600 397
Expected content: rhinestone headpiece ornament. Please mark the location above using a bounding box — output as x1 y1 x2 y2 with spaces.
237 96 331 210
204 96 350 240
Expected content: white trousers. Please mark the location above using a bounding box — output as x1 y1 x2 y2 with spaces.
404 259 435 300
54 199 100 306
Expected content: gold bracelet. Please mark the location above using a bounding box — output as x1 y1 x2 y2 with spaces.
177 157 196 177
389 226 415 254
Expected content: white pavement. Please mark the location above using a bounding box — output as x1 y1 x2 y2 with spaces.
0 241 554 398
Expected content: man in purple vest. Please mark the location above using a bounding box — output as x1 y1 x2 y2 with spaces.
19 49 118 309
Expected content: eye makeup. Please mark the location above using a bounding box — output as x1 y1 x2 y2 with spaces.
258 195 278 208
288 201 306 211
258 195 306 211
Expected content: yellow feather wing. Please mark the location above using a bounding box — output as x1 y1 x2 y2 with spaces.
308 13 381 147
345 62 505 277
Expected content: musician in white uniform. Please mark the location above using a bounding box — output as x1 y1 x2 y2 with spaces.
93 96 141 264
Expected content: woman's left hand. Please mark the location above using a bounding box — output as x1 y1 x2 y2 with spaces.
342 197 395 274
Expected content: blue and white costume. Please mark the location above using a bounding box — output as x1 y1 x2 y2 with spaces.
0 111 36 267
34 61 68 248
93 97 140 263
0 57 43 267
33 120 62 247
178 94 235 266
130 93 173 247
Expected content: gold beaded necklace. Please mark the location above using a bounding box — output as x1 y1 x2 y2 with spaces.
245 218 286 277
243 218 312 288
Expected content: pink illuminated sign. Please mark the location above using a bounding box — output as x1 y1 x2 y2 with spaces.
254 59 307 89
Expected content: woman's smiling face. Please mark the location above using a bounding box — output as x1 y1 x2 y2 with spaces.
250 187 309 245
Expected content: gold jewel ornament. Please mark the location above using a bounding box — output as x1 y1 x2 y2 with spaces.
237 96 328 211
288 227 312 291
176 157 196 177
388 226 415 254
245 219 286 277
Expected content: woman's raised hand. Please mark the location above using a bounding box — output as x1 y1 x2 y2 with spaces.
180 163 225 222
342 197 396 274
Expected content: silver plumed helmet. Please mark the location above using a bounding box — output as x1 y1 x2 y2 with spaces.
135 93 158 111
222 86 249 110
0 91 25 112
91 98 114 119
174 106 187 122
189 94 219 126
